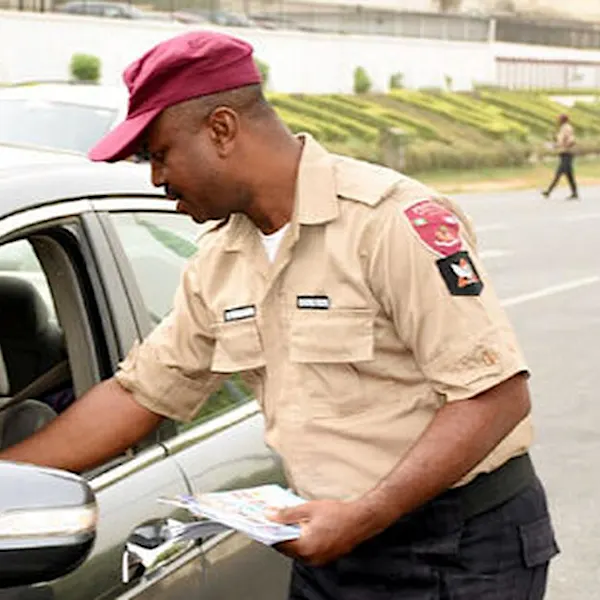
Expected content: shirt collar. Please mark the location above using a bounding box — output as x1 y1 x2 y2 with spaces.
294 134 339 226
225 134 339 252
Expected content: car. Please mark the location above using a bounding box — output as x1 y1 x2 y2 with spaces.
0 157 291 598
172 9 257 27
0 461 98 589
56 1 157 19
0 83 128 156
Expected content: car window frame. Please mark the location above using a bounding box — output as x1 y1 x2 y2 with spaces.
0 199 176 459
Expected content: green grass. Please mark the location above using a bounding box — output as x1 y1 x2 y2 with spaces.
418 155 600 194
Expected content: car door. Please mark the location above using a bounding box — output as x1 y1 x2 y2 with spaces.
0 201 204 600
98 200 292 600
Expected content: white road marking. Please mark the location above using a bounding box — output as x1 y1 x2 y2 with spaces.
479 249 512 259
501 276 600 308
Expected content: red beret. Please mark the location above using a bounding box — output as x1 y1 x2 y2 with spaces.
89 31 261 163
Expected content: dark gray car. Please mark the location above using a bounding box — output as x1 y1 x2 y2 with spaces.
0 157 291 598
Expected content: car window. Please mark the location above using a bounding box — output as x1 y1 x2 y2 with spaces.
0 239 57 322
110 211 201 323
0 98 118 154
110 211 254 430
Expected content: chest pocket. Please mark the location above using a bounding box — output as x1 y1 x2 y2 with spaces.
211 318 265 373
290 308 375 363
289 308 375 418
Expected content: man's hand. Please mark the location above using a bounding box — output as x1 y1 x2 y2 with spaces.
270 499 377 566
270 374 530 568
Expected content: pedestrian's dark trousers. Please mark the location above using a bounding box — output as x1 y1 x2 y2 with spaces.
547 152 578 196
288 460 559 600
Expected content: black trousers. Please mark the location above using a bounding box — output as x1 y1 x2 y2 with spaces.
288 478 559 600
546 152 578 197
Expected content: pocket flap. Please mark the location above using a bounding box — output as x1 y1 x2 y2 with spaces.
211 319 265 373
519 515 560 568
290 308 374 364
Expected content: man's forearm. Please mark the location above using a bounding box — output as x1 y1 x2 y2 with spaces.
0 378 163 472
355 373 531 536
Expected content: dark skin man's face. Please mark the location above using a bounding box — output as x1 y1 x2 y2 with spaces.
145 105 251 223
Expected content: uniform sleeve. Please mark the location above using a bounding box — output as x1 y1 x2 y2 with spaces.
114 257 225 422
367 198 528 403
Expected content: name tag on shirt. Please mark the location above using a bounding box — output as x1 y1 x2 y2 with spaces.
224 305 256 322
297 295 330 310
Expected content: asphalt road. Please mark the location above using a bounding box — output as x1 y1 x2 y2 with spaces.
452 184 600 600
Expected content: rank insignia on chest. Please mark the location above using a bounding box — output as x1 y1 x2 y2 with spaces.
297 295 330 310
436 251 483 296
224 305 257 321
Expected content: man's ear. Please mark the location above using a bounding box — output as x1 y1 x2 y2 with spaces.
207 107 239 157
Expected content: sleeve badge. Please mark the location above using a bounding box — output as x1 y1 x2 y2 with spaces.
404 199 462 257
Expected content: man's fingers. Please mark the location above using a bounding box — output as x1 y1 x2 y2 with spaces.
274 539 299 558
269 502 312 524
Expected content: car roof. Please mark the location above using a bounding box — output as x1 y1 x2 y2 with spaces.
0 143 87 168
0 83 128 111
0 160 162 220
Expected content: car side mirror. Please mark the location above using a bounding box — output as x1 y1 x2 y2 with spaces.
0 461 97 588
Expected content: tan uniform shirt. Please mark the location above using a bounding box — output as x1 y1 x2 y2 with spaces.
116 135 532 501
556 122 576 153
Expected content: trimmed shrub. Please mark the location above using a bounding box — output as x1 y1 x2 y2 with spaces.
69 53 101 83
389 72 404 90
353 67 372 94
270 94 378 142
390 90 528 141
403 139 530 174
255 58 270 87
273 105 349 142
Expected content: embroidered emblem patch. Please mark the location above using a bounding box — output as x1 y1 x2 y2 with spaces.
404 200 462 257
436 251 483 296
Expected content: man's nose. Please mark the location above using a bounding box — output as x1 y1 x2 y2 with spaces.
151 161 165 188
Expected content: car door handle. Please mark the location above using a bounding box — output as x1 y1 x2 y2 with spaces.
122 518 230 584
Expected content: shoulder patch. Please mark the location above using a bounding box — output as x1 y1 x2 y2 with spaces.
437 251 483 296
404 199 462 257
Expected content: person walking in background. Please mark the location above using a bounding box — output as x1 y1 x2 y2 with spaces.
542 114 579 200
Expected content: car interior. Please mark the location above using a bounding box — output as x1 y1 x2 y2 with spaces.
0 262 73 450
0 231 102 453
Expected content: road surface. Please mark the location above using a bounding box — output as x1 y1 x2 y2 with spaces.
453 184 600 599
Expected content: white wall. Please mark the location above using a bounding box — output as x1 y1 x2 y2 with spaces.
0 10 496 92
1 11 600 94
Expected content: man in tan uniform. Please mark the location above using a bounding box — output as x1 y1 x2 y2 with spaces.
542 113 579 200
0 32 559 598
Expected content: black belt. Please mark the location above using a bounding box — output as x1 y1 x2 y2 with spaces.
441 453 536 520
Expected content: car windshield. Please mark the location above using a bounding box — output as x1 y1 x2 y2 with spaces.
0 98 118 154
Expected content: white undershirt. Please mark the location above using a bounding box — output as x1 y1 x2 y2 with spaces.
259 223 290 263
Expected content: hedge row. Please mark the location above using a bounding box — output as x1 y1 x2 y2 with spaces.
389 90 529 141
404 140 530 173
269 94 378 142
325 94 442 141
269 90 600 174
478 91 600 138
